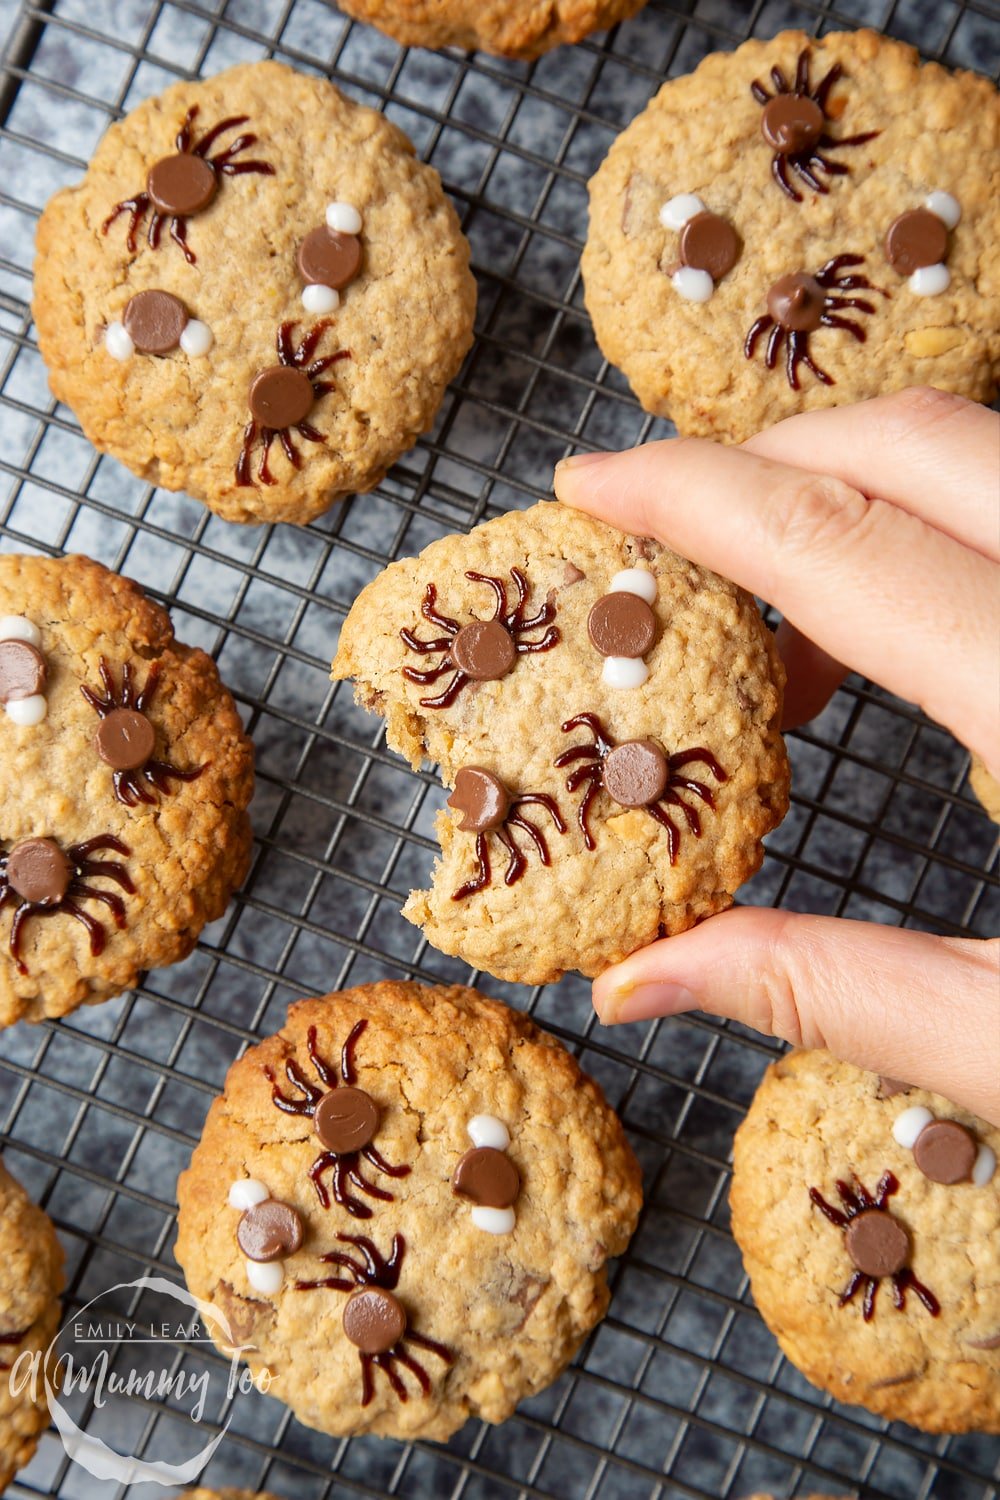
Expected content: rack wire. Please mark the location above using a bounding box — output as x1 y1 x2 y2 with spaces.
0 0 997 1496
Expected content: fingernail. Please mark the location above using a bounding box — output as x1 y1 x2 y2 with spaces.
596 981 700 1025
555 450 611 473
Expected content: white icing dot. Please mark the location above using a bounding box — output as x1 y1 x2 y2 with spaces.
909 263 951 297
245 1260 283 1293
924 191 961 231
671 266 714 303
602 656 650 690
892 1105 934 1149
471 1206 516 1235
180 319 213 357
659 193 706 232
326 201 362 235
104 321 134 361
608 568 657 604
972 1144 997 1187
467 1115 511 1151
228 1178 270 1211
0 617 41 647
301 283 341 315
6 695 47 726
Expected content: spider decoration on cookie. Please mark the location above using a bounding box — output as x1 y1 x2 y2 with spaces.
81 658 206 807
102 105 275 265
809 1170 940 1323
400 568 559 709
264 1020 410 1219
750 47 879 202
554 714 726 864
447 767 565 901
0 834 134 975
236 320 350 487
744 256 886 390
295 1232 453 1406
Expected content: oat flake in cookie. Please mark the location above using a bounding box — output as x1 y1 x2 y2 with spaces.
331 502 789 986
731 1051 1000 1433
175 980 642 1441
0 1158 64 1490
33 62 476 525
583 29 1000 441
0 554 253 1029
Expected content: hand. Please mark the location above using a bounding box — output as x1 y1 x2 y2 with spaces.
554 387 1000 1125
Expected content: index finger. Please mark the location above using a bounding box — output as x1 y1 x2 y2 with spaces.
554 439 999 771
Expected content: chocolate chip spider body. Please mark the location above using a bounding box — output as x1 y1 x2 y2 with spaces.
102 105 275 264
0 834 134 975
264 1020 410 1218
236 320 350 486
810 1170 940 1322
554 713 726 863
81 657 206 806
400 567 559 709
294 1232 453 1406
751 48 880 202
744 255 887 389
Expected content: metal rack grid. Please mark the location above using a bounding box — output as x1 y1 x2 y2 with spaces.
0 0 997 1496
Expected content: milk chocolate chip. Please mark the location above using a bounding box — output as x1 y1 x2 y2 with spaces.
845 1209 909 1278
314 1086 379 1154
761 94 824 154
237 1199 303 1262
587 593 656 659
912 1119 977 1184
767 273 826 331
450 620 516 682
5 838 71 906
0 640 46 703
884 209 948 276
147 154 218 217
123 290 188 355
297 227 361 289
249 367 314 429
453 1146 519 1209
95 708 155 771
679 211 739 280
342 1287 406 1353
448 768 511 832
603 740 669 807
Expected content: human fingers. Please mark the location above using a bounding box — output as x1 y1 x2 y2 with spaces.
591 907 1000 1126
742 388 1000 561
554 440 999 774
775 619 848 731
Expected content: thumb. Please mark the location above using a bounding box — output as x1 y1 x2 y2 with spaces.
593 908 1000 1125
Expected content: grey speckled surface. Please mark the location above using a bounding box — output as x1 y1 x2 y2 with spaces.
0 1 998 1497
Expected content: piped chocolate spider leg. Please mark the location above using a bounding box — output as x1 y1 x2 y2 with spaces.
766 323 785 370
790 156 828 194
669 774 717 808
295 422 327 445
494 825 526 886
170 218 194 265
192 114 251 156
839 1269 866 1306
420 585 461 635
362 1144 411 1181
101 196 151 251
645 804 679 864
338 1231 405 1285
770 65 789 92
465 570 508 621
368 1353 408 1401
390 1348 432 1393
813 62 843 110
773 154 801 201
345 1163 394 1202
59 901 109 956
895 1268 940 1316
265 1057 323 1115
862 1277 879 1321
794 48 810 92
406 1329 455 1363
310 1153 372 1217
453 832 491 901
820 313 868 339
750 80 771 105
808 1186 850 1228
416 671 470 711
72 885 128 928
660 789 701 837
306 1024 338 1088
257 431 277 486
744 315 774 360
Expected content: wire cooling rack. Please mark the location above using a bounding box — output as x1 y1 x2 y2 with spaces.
0 0 998 1496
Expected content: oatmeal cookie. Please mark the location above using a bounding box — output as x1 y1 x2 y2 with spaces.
333 0 646 60
175 979 642 1440
583 29 999 440
34 62 476 525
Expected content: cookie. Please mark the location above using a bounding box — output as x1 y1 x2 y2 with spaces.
0 554 253 1028
331 501 789 985
175 979 642 1440
969 754 1000 824
185 1491 278 1500
0 1158 64 1491
583 29 1000 441
333 0 646 60
731 1051 1000 1433
33 62 476 526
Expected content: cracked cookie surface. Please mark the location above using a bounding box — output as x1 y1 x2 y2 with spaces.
0 1158 63 1491
0 553 254 1028
333 0 646 59
33 62 476 525
583 29 1000 441
731 1050 1000 1433
175 980 642 1441
331 501 789 985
